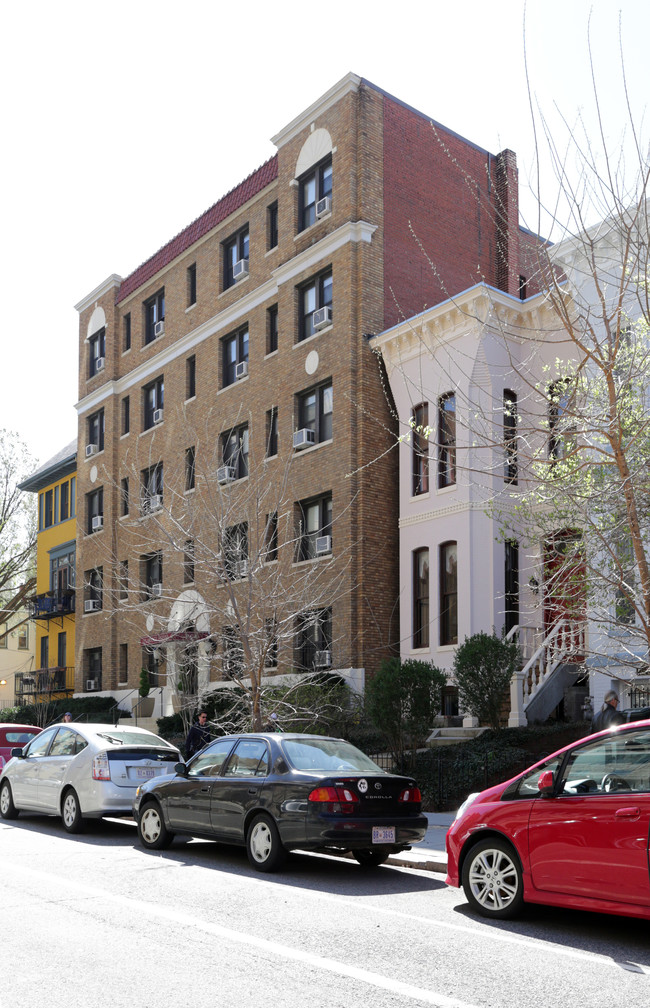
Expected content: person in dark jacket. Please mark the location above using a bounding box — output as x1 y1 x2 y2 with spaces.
185 711 211 759
591 690 625 733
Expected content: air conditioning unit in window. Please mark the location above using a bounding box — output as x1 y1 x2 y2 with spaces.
154 320 165 337
148 494 162 512
86 679 99 691
86 443 99 458
313 306 332 330
217 465 236 485
153 408 164 424
233 258 249 281
84 600 100 614
293 428 315 450
95 357 105 372
91 515 103 531
235 361 248 380
233 559 249 578
315 535 332 555
151 583 162 598
316 196 331 219
315 650 332 668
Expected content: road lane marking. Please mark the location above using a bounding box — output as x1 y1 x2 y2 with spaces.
6 860 478 1008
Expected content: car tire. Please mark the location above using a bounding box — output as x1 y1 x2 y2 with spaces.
61 788 85 834
246 813 286 873
0 780 18 820
138 802 174 850
353 849 390 868
461 838 524 919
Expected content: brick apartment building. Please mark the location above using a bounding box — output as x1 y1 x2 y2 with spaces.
74 73 539 714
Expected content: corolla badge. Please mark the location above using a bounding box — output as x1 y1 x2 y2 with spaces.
357 778 368 793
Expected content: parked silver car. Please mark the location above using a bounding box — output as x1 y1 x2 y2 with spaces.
0 722 180 833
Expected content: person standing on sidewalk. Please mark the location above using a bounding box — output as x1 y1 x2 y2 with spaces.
185 711 211 759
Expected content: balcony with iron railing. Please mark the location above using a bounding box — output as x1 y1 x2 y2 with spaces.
15 666 75 702
29 590 75 620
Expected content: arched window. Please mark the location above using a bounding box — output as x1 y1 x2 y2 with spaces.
439 542 458 645
413 548 429 648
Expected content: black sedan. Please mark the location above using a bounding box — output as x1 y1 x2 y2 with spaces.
132 733 428 872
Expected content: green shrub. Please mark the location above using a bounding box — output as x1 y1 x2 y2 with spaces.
452 631 519 729
365 658 446 764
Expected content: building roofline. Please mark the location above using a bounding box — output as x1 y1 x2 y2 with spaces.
18 440 77 493
75 274 123 314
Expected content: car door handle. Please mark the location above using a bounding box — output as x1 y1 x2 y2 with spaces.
615 807 640 819
200 786 211 793
248 788 258 795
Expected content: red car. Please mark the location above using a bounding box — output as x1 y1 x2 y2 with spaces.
446 719 650 921
0 723 42 770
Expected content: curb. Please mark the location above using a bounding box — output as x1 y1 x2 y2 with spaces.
387 853 447 873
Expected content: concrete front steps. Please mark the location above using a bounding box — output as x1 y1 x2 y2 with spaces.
117 716 160 734
426 726 488 748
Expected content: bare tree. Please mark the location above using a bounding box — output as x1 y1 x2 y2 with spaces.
88 404 364 734
0 430 36 604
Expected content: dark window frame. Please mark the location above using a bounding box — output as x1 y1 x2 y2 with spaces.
296 607 332 670
267 304 278 355
412 402 430 496
413 548 430 648
439 541 458 646
504 390 518 485
299 269 333 342
143 376 164 430
88 328 106 378
297 493 332 561
86 487 104 535
144 289 165 345
186 354 196 400
185 446 196 491
266 407 278 458
267 201 278 250
438 392 456 489
297 380 333 445
222 327 249 388
298 155 332 232
221 424 249 480
141 463 163 514
87 409 104 453
187 262 197 307
223 226 249 289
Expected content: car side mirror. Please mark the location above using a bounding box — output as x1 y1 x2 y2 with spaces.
174 762 188 777
10 747 25 759
537 770 555 796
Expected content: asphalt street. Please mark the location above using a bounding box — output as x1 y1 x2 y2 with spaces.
2 811 650 1008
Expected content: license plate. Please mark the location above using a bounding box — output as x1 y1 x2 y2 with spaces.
133 767 156 779
372 826 395 844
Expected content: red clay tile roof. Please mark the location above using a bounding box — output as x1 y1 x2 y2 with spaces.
116 154 278 304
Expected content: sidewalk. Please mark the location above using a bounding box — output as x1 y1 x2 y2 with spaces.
386 811 453 873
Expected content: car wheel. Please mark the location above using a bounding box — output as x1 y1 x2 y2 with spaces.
462 838 524 919
0 780 18 819
246 813 286 873
353 849 390 868
138 802 174 850
61 788 84 834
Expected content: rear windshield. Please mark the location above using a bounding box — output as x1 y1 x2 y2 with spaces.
95 730 174 748
2 730 40 745
282 738 384 773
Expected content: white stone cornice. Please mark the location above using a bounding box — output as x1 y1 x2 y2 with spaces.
74 274 123 313
399 496 521 527
273 220 376 285
75 221 377 415
271 73 361 149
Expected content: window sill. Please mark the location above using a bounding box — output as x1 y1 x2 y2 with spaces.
292 553 333 568
217 374 249 396
437 644 457 652
139 424 163 436
219 275 250 299
185 487 196 496
411 490 430 501
265 349 279 360
293 437 332 457
120 431 130 440
437 483 456 495
185 302 197 313
264 558 278 566
264 453 278 462
294 325 332 347
264 245 279 258
121 348 132 357
85 448 104 460
185 395 197 404
294 213 331 241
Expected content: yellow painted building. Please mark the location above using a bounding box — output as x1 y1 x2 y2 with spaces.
17 442 76 704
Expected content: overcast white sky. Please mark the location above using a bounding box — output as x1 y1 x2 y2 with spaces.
2 0 648 468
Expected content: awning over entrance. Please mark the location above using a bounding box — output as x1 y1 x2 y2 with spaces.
140 630 210 647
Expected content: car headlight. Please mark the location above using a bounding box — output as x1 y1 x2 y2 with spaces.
453 792 480 823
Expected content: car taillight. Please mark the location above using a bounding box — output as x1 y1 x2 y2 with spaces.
399 787 422 804
308 785 360 814
92 753 110 781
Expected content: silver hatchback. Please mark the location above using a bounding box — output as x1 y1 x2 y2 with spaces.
0 722 180 833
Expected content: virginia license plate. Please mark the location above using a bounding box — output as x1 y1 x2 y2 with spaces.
372 826 395 844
